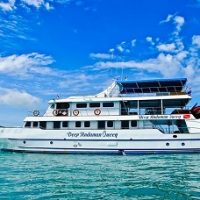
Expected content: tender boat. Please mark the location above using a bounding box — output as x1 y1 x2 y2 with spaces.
1 78 200 154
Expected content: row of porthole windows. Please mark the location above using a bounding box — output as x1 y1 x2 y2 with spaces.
22 140 187 147
166 142 185 146
24 120 138 129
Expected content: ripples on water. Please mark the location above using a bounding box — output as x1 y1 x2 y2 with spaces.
0 152 200 200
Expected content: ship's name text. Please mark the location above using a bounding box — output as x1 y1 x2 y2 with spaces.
67 131 118 138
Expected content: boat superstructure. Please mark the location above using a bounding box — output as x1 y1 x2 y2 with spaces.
1 78 200 154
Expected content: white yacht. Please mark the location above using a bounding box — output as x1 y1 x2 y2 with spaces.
1 78 200 154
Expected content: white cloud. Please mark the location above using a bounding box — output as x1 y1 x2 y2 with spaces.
192 35 200 48
0 88 40 107
22 0 45 9
0 0 15 12
44 2 53 10
90 53 114 60
93 52 182 77
146 36 155 45
174 16 185 32
161 14 185 35
90 14 200 83
157 43 176 52
131 39 136 47
0 53 54 77
116 45 124 52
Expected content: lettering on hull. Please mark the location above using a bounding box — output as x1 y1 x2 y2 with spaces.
67 131 118 138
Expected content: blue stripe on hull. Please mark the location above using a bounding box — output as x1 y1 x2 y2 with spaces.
2 148 200 155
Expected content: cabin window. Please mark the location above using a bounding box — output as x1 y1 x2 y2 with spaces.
25 121 31 128
76 103 87 108
39 121 46 129
33 122 38 128
50 104 55 109
54 121 61 129
131 120 137 127
121 121 129 129
107 121 113 127
84 121 90 127
90 103 100 108
62 121 68 128
57 103 70 109
75 121 81 127
98 121 105 129
103 102 114 107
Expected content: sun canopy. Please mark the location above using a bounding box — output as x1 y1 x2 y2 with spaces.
117 78 187 94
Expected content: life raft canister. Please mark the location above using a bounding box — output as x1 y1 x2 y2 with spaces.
94 109 101 115
73 109 79 116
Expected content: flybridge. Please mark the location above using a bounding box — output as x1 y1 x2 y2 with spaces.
117 78 187 94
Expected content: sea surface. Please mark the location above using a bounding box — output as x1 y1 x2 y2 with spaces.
0 152 200 200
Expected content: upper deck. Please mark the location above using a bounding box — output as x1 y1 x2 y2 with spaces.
118 78 187 94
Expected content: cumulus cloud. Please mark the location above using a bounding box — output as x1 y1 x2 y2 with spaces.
0 0 15 12
90 13 200 91
0 53 54 77
192 35 200 48
157 43 176 52
0 88 40 107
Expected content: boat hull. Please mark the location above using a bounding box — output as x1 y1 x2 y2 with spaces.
1 127 200 154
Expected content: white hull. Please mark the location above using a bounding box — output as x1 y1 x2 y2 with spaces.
1 128 200 154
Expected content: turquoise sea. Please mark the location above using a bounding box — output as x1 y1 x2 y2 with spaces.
0 152 200 200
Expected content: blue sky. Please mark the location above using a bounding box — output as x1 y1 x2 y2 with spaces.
0 0 200 125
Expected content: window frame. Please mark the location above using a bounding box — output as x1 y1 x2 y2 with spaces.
62 121 68 128
84 121 90 128
75 121 81 128
103 102 114 107
107 121 114 128
89 102 100 108
53 121 61 129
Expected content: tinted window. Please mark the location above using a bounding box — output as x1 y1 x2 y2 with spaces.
57 103 69 109
33 122 38 127
54 121 60 129
90 103 100 108
98 121 105 129
103 102 114 107
84 121 90 127
62 121 68 127
25 121 31 127
107 121 113 127
50 104 55 109
131 121 137 127
76 103 87 108
75 121 81 127
121 121 129 129
40 121 46 129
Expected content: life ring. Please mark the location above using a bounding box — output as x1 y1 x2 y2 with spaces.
94 109 101 115
73 109 79 116
33 110 40 116
53 109 59 116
